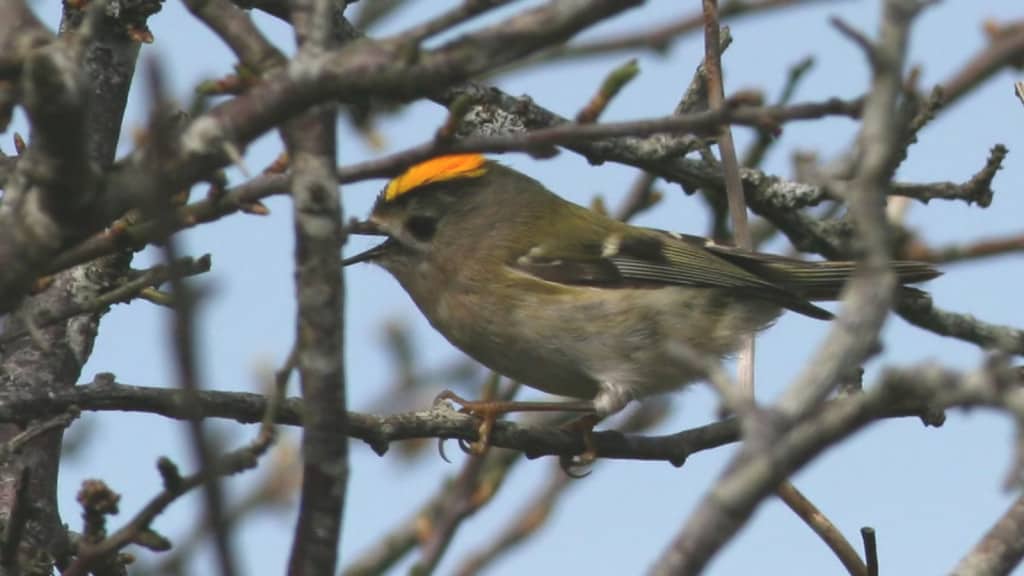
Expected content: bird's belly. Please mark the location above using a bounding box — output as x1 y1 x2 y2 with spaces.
423 284 783 401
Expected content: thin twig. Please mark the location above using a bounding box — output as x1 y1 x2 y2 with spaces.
888 143 1006 207
702 3 755 403
576 58 640 123
903 232 1024 264
398 0 518 45
0 256 212 346
494 0 830 71
63 368 286 576
453 463 572 576
614 172 661 222
940 21 1024 109
147 62 238 576
743 55 815 168
861 527 878 576
776 482 867 576
652 2 928 572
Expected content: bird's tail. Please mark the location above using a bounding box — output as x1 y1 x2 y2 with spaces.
762 259 940 301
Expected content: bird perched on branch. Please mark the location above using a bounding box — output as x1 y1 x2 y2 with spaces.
344 154 940 459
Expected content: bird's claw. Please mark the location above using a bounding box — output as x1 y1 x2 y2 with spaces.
434 389 496 457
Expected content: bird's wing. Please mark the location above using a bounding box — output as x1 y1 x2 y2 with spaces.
510 229 833 319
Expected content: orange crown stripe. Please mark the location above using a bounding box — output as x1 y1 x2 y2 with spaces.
383 154 488 201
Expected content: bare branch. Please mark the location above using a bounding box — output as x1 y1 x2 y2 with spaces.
63 415 279 575
898 298 1024 356
183 0 285 71
144 61 239 576
282 1 349 573
940 21 1024 109
0 256 212 346
0 370 1009 467
503 0 831 68
904 232 1024 265
653 1 928 572
951 495 1024 575
888 144 1006 207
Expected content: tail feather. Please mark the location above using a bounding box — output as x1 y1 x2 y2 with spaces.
768 260 941 300
707 246 939 296
703 244 941 313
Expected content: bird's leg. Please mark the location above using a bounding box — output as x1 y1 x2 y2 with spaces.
434 390 596 455
556 381 633 473
559 413 604 477
564 413 602 460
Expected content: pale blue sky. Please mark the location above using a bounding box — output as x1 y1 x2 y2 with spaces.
15 0 1024 574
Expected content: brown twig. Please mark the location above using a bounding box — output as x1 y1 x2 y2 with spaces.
148 353 299 575
742 55 815 168
498 0 830 69
903 232 1024 264
576 58 640 123
63 357 288 576
46 175 287 277
411 454 488 575
398 0 518 44
940 21 1024 110
182 0 285 72
342 435 523 576
776 482 868 576
453 463 572 576
614 171 661 222
63 434 278 576
147 62 239 576
702 3 755 404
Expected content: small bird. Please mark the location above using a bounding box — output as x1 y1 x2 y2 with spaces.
344 154 939 452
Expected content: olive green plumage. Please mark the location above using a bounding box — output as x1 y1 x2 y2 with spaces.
344 158 939 417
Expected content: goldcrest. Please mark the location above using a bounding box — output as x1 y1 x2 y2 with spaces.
344 154 939 421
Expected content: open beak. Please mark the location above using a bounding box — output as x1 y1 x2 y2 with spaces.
343 220 393 267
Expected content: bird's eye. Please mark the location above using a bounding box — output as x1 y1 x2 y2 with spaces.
405 216 437 241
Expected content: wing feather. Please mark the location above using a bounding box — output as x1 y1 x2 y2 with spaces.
511 229 834 319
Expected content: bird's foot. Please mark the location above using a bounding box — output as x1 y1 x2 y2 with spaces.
434 389 501 456
558 413 602 478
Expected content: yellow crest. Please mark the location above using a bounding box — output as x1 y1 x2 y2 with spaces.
382 154 488 202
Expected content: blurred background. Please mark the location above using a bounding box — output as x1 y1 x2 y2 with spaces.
13 0 1024 574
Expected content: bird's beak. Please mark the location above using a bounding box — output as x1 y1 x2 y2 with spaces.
343 220 393 267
